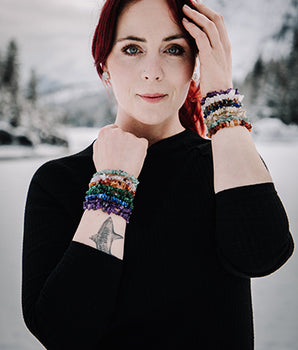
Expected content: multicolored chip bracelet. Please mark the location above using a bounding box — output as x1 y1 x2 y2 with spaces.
83 169 139 223
201 88 252 138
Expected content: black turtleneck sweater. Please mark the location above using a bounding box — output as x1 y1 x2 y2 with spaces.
22 129 294 349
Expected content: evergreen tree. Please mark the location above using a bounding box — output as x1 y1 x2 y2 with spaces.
285 28 298 124
252 56 264 79
2 40 19 94
2 40 21 127
0 51 3 89
26 69 38 106
251 56 264 102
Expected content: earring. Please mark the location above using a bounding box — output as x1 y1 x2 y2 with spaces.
192 72 198 82
102 72 110 81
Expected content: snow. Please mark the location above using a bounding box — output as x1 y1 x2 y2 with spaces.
66 126 99 153
0 127 98 160
0 126 297 349
252 141 298 350
1 118 297 160
253 118 298 142
40 81 104 105
0 127 98 350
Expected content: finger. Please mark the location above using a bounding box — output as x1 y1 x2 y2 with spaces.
183 5 220 49
190 0 219 21
190 0 231 52
182 18 211 53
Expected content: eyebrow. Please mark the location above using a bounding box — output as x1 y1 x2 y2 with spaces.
116 34 187 43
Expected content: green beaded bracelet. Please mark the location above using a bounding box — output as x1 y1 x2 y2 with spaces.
86 184 134 204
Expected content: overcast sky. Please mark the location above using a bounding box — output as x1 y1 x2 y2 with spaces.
0 0 292 89
0 0 104 87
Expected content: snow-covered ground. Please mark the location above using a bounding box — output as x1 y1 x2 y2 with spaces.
0 126 99 160
251 141 298 350
0 128 98 350
0 126 297 349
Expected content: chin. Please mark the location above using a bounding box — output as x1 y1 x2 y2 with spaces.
132 109 173 126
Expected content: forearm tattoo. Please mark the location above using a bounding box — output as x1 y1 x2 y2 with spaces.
89 217 123 255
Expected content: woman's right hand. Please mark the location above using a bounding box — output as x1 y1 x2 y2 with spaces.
93 124 149 178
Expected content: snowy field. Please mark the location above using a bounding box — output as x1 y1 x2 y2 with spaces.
0 126 297 350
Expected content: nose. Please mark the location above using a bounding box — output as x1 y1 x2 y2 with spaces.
141 56 164 81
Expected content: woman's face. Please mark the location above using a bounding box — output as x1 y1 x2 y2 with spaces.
105 0 196 127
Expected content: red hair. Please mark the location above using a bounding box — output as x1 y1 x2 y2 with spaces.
92 0 205 136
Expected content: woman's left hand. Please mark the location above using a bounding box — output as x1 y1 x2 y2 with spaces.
182 0 233 97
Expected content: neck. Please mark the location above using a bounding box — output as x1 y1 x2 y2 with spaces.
114 114 185 147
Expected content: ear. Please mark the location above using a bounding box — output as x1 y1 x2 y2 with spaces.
100 62 108 73
101 62 112 86
193 56 199 72
191 57 199 82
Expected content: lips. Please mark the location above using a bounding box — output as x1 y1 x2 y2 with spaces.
138 93 168 103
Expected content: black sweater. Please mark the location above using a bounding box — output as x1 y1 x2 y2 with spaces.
22 129 294 349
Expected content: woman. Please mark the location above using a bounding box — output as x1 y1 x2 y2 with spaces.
22 0 294 349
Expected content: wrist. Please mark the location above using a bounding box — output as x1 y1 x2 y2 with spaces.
200 88 252 138
201 83 233 99
83 169 139 223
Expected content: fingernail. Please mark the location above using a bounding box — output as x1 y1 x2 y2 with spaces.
182 17 189 23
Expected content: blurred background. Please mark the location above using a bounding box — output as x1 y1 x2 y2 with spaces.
0 0 297 349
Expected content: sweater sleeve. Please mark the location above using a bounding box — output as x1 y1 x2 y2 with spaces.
215 182 294 279
22 162 123 349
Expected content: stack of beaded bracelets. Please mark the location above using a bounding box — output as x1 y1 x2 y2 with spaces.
83 169 139 223
201 88 252 138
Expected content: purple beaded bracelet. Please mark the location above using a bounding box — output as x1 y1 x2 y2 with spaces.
83 198 133 223
200 88 239 106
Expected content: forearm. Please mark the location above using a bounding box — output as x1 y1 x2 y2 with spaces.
22 165 125 348
215 183 294 278
73 209 127 260
212 126 272 193
25 240 124 348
